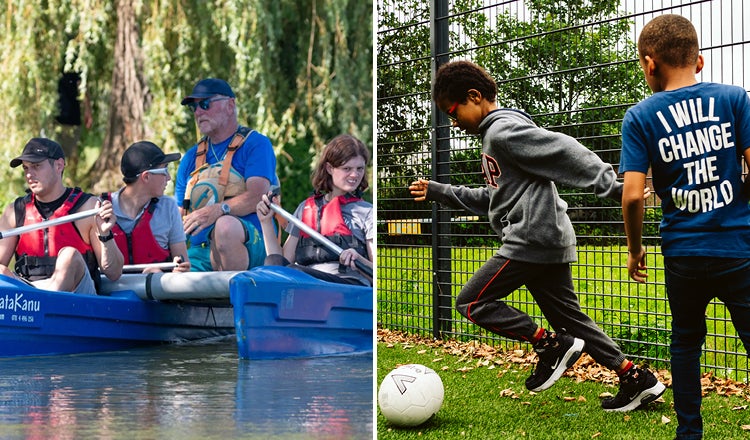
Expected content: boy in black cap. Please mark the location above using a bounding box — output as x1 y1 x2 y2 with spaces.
175 78 279 272
101 141 190 272
0 137 123 293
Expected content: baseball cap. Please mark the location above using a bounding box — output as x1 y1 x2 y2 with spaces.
180 78 235 105
10 138 65 168
121 141 181 178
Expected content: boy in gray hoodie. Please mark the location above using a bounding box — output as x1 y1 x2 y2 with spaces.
410 60 665 411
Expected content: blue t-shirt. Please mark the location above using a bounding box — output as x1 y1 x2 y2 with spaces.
175 128 278 245
620 82 750 257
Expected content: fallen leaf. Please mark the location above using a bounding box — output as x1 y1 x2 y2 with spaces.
499 388 516 398
731 405 747 411
578 395 587 402
661 415 671 424
563 396 576 402
599 392 614 399
741 424 750 431
591 433 602 439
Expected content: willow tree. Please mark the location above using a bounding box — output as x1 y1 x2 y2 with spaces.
0 0 372 207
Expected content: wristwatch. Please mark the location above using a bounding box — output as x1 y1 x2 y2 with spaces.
98 231 114 242
221 203 231 215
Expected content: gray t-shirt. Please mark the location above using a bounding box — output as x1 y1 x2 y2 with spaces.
109 190 186 249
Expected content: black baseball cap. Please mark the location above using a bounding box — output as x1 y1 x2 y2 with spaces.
121 141 181 178
180 78 235 105
10 138 65 168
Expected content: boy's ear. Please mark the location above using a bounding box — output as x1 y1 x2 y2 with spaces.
695 54 704 74
467 88 482 102
643 55 657 76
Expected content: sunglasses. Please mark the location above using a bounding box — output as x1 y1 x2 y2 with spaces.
446 101 459 122
143 167 170 176
185 97 230 112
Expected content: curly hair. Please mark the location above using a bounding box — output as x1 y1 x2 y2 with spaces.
432 60 497 103
311 134 370 195
638 14 699 68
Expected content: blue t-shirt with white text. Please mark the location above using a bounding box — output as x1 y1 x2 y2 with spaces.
620 82 750 257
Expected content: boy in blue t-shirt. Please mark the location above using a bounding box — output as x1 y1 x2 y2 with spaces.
620 14 750 440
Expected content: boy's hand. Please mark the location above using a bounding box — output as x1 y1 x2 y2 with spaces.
409 179 430 202
627 246 648 283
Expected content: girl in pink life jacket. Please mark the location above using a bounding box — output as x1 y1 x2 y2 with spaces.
256 134 373 286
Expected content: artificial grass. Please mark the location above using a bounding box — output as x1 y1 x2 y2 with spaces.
376 338 750 440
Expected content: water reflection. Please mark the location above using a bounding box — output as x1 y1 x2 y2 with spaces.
236 354 373 439
0 338 373 439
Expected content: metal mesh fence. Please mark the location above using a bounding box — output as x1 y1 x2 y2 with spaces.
376 0 749 380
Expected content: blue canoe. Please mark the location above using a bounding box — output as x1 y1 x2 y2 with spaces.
230 266 373 359
0 273 234 358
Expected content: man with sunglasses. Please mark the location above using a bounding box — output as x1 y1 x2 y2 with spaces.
102 141 190 272
175 78 278 271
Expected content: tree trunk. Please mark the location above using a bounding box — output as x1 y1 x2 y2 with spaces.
89 0 148 194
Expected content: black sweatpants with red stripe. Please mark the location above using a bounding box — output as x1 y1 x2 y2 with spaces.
455 254 626 371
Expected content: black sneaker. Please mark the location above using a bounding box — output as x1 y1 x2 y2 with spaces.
601 366 666 412
525 332 585 392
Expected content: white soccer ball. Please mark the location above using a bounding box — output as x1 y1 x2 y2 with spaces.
378 363 444 427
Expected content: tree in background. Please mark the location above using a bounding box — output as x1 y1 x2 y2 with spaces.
0 0 372 210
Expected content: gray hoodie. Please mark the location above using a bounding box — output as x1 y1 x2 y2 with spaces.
426 109 623 264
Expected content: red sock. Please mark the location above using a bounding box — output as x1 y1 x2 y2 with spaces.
617 360 634 376
531 328 547 345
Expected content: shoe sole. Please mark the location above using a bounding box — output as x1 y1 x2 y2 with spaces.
602 381 667 412
528 337 585 392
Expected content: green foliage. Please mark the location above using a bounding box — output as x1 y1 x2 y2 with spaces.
611 315 672 361
0 0 372 211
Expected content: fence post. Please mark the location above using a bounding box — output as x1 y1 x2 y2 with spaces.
430 0 453 340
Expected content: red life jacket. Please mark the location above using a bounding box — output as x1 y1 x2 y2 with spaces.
14 188 98 283
295 194 368 266
102 193 171 265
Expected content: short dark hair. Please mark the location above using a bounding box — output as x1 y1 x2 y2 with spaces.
432 60 497 103
638 14 699 68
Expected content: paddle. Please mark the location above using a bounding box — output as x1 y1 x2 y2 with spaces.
268 202 373 278
0 207 101 239
122 262 178 273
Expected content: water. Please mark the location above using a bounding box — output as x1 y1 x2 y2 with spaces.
0 337 373 439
